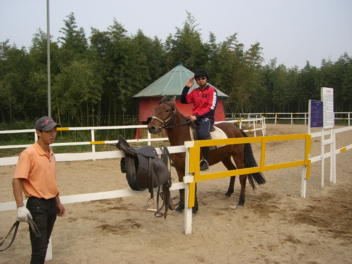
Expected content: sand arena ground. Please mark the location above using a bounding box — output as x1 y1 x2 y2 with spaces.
0 124 351 264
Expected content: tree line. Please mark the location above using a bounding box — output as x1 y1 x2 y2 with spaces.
0 12 351 127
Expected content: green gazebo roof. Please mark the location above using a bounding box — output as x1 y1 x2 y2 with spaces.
133 63 229 98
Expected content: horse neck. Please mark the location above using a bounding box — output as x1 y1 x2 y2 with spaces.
166 111 191 146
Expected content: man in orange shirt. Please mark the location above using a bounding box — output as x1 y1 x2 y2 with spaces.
12 116 65 263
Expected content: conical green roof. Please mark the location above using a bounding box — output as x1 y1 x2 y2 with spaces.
133 63 229 98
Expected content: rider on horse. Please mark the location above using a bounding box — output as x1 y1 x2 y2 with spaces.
181 69 218 171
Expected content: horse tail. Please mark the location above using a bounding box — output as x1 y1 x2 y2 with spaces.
241 131 266 190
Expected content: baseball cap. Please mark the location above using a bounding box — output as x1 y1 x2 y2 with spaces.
35 116 61 131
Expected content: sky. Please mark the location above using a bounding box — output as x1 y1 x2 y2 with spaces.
1 0 351 69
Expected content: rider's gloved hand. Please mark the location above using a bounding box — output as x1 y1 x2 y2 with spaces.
17 205 32 222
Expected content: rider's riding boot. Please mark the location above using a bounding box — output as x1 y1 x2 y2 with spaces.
200 147 209 171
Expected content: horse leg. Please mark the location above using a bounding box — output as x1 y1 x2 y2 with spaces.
237 175 247 207
192 184 198 215
174 189 185 214
233 153 246 208
174 185 199 215
222 156 236 198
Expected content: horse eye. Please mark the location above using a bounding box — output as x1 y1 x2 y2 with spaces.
165 109 170 112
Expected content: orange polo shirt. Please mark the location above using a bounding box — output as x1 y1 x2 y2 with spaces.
13 142 59 199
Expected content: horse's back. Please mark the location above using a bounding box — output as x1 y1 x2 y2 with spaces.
215 122 243 139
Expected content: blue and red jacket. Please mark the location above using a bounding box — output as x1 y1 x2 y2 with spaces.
180 85 218 122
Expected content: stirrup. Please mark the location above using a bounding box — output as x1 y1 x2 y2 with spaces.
145 197 157 212
200 159 209 171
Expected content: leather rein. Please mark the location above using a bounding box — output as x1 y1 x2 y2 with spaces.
0 218 41 252
151 101 191 130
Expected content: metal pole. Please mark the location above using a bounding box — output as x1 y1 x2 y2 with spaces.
47 0 51 117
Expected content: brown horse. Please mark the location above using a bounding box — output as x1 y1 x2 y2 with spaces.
147 95 265 214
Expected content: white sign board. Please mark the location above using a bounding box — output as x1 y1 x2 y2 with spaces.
321 87 334 129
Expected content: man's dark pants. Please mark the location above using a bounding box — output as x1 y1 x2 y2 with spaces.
26 197 57 264
195 118 212 140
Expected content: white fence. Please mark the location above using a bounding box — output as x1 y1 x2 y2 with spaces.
0 117 265 166
309 126 352 187
226 112 352 126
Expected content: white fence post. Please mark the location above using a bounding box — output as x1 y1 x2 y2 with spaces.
329 129 334 183
253 119 257 137
91 129 96 161
45 238 52 261
332 130 336 184
301 137 307 198
147 130 151 146
321 127 324 188
184 141 194 235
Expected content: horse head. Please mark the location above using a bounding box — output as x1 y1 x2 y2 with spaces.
148 95 177 134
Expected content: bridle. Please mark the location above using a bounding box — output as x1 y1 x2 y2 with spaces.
151 101 191 130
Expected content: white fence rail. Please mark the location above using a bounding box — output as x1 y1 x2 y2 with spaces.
0 117 265 166
226 112 351 126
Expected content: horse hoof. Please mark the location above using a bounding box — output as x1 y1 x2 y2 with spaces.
173 210 183 216
223 195 231 200
192 213 197 218
229 205 244 210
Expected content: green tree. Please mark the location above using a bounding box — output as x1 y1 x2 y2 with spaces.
53 59 102 126
0 42 32 121
165 11 208 71
58 12 88 67
28 29 61 118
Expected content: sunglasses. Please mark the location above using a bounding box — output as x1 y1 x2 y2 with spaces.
196 77 206 81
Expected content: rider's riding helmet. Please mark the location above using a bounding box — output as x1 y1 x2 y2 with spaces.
194 69 209 80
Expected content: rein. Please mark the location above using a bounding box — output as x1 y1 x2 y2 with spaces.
0 218 41 252
151 101 192 130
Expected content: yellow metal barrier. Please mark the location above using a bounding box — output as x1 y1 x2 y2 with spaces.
90 141 106 145
187 134 311 208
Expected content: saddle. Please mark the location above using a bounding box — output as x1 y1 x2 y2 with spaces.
116 136 172 218
190 123 227 150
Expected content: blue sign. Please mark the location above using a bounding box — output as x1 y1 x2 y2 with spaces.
310 100 323 128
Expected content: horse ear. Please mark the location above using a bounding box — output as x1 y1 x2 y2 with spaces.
170 95 176 105
160 95 168 102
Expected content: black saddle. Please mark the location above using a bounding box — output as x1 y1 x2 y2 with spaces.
116 136 172 217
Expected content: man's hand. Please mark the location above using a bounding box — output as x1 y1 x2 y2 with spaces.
189 116 197 121
186 77 195 88
56 202 65 217
17 206 32 222
55 196 66 217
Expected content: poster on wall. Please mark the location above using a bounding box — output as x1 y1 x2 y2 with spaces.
309 100 323 128
321 87 334 129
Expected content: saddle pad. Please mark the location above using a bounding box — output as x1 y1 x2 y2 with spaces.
189 126 228 150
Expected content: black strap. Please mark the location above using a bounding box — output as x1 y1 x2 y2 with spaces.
0 218 41 252
0 221 19 252
148 157 154 199
153 146 172 218
160 146 172 187
28 217 41 238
